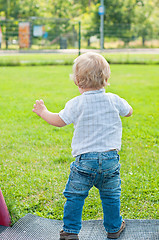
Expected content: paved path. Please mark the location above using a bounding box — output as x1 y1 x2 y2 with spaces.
0 48 159 55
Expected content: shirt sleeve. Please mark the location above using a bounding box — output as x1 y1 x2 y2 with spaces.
58 98 77 125
111 94 132 117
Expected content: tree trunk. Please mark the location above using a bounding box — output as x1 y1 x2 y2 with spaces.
142 36 145 46
87 38 90 47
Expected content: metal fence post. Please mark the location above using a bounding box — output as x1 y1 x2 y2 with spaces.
78 21 81 56
100 0 104 50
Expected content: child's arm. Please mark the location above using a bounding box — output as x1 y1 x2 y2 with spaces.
125 107 133 117
33 99 66 127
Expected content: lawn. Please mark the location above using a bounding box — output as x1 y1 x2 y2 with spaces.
0 53 159 66
0 64 158 225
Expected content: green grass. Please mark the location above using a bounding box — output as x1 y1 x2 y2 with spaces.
0 53 159 66
0 64 158 225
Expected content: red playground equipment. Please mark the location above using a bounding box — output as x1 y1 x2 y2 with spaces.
0 189 11 226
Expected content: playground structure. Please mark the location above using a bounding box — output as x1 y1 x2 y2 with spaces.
0 189 11 227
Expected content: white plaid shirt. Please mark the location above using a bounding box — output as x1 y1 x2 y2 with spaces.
59 89 131 157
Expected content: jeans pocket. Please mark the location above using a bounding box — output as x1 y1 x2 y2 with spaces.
69 165 93 191
102 164 121 191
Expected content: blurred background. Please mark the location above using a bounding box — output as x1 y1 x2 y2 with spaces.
0 0 158 50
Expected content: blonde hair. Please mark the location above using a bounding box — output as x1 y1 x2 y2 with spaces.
72 52 110 89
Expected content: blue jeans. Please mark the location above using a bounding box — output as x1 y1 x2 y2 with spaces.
63 151 122 234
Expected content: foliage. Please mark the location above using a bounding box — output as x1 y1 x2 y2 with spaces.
132 0 159 45
81 0 159 45
0 0 158 47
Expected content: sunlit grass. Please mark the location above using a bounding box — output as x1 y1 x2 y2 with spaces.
0 53 158 66
0 64 158 225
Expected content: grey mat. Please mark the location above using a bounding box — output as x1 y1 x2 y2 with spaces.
0 214 158 240
0 226 8 234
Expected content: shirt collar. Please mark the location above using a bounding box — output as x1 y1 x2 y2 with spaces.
83 88 105 95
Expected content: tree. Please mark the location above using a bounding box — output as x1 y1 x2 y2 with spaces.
82 0 136 46
0 0 42 48
0 0 158 48
80 0 159 47
133 0 159 45
0 0 12 49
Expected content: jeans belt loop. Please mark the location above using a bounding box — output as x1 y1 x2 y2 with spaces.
76 154 81 163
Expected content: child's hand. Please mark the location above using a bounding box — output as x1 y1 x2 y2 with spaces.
33 99 47 117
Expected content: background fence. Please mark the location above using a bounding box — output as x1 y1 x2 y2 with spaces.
0 17 158 50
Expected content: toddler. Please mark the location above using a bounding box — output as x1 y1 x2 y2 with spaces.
33 52 133 239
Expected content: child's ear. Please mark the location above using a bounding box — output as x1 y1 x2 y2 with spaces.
104 79 110 86
103 79 107 86
75 78 80 86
